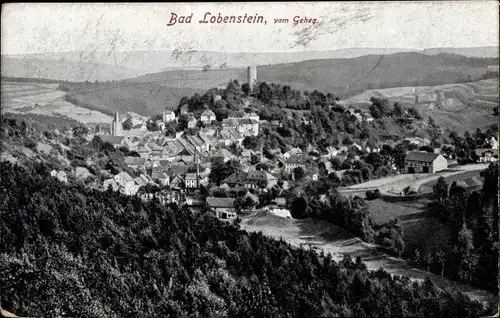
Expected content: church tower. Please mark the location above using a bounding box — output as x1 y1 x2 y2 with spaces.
112 110 122 136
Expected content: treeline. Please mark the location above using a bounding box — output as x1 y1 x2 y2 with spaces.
416 163 499 294
0 162 492 317
287 183 405 256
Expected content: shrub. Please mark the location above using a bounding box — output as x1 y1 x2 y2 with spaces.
366 189 382 200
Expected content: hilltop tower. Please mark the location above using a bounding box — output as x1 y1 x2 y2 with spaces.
112 110 122 136
247 65 257 92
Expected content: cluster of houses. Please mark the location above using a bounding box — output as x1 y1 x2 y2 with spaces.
79 104 499 221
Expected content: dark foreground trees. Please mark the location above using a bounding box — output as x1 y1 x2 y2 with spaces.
0 162 493 317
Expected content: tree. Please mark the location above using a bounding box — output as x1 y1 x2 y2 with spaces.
432 177 449 204
122 118 133 130
451 224 478 283
435 249 446 277
250 154 260 165
165 121 177 136
243 136 260 150
72 126 88 138
365 153 384 171
208 157 240 186
329 157 342 171
293 167 305 181
290 196 309 218
177 115 189 131
242 83 250 96
361 167 372 182
392 103 403 117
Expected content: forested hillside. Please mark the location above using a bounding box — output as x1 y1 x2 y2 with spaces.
0 162 491 317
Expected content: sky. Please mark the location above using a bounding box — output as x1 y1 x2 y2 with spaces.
1 2 498 55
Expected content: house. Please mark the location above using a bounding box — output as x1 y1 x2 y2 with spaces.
185 173 198 188
152 169 170 186
284 155 306 172
245 170 278 189
187 117 198 129
206 197 237 220
236 118 259 137
222 118 239 129
124 156 146 169
180 104 189 115
283 147 303 159
474 148 498 163
169 174 185 190
324 146 338 158
404 151 448 173
217 128 243 147
221 170 278 189
244 112 260 122
200 109 216 124
50 170 68 183
114 172 139 195
103 178 119 191
211 148 234 162
199 127 217 137
404 137 431 147
95 123 111 135
485 136 498 149
163 110 176 123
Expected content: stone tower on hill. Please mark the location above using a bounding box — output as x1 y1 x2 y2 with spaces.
247 65 257 92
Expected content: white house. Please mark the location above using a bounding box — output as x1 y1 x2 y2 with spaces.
163 110 176 123
404 151 448 173
185 173 198 188
200 109 216 125
187 117 198 129
114 172 139 195
50 170 68 183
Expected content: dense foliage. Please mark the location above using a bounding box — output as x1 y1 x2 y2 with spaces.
419 163 499 294
0 162 491 317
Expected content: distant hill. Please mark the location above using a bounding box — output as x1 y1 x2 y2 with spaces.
1 56 147 82
2 46 497 79
422 46 498 58
129 52 497 96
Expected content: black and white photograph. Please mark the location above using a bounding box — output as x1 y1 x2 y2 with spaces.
0 2 499 317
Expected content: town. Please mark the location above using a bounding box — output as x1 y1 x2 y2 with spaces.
35 65 497 223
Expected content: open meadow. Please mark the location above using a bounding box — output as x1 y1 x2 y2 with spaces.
1 81 113 124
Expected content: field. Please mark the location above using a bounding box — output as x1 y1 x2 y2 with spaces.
341 78 498 134
1 81 112 124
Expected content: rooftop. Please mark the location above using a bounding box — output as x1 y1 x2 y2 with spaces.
206 197 235 208
405 151 441 162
